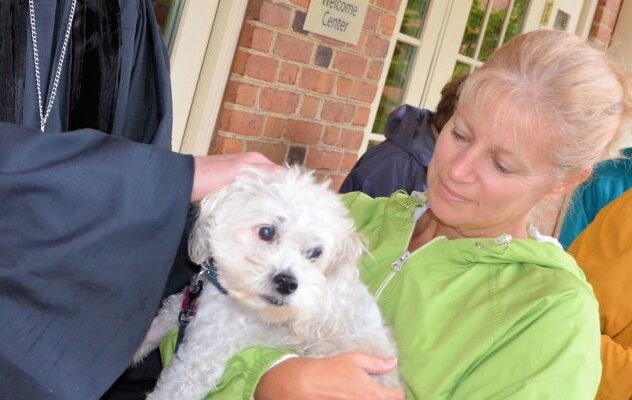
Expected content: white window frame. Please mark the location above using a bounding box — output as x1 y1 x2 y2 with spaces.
609 0 632 150
575 0 599 39
362 0 455 153
363 0 596 154
420 0 554 110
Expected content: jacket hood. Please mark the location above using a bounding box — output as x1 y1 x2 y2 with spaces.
393 192 587 283
383 105 436 166
458 237 586 282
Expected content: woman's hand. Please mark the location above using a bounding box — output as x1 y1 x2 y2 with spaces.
191 152 283 202
255 352 405 400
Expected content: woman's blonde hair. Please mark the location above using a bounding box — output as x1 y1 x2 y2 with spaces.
458 29 632 180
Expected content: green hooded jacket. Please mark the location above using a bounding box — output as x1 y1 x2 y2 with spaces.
161 191 602 399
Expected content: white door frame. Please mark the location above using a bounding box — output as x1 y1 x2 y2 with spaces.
405 0 466 114
363 0 596 154
362 0 459 153
390 0 596 114
574 0 599 39
419 0 561 110
169 0 219 152
170 0 248 155
542 0 590 32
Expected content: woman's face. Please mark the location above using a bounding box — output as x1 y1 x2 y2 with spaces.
426 100 559 238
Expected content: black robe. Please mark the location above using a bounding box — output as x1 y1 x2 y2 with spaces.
1 0 173 143
0 1 194 398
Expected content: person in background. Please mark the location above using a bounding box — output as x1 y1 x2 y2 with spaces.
558 147 632 249
568 188 632 400
339 75 467 197
0 1 277 399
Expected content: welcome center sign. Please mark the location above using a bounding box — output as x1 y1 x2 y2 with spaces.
303 0 370 45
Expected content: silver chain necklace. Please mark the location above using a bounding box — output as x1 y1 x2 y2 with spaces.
28 0 78 132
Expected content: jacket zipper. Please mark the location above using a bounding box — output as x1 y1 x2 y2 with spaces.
375 251 410 300
375 236 445 301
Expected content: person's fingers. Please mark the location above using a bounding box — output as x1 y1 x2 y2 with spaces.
358 379 405 400
346 352 398 375
191 153 286 202
379 386 405 400
242 151 269 163
234 153 284 172
253 162 284 172
241 152 276 165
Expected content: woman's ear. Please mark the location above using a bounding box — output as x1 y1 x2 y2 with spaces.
569 168 592 189
543 168 592 200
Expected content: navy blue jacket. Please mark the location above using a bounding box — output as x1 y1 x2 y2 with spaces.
340 105 436 197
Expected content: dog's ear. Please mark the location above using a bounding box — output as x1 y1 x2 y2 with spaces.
298 230 365 338
327 229 365 281
188 189 229 264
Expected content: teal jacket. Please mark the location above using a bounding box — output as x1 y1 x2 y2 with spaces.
162 191 602 399
559 147 632 249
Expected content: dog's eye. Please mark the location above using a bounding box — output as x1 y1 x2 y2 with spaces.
258 226 276 242
307 247 323 260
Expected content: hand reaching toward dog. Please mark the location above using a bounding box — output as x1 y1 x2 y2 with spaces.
255 352 405 400
191 152 283 202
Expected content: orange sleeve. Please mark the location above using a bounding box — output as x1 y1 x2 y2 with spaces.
567 190 632 400
598 335 632 400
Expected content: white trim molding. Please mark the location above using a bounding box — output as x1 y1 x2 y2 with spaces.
170 0 220 152
176 0 248 155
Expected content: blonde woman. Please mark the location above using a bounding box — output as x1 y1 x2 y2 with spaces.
168 30 631 399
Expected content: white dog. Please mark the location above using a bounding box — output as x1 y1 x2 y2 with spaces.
134 167 400 400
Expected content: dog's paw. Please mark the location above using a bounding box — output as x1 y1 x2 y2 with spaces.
130 345 152 366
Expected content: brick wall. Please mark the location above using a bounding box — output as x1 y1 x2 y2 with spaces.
210 0 401 189
589 0 623 49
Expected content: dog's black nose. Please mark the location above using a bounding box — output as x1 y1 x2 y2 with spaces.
273 272 298 295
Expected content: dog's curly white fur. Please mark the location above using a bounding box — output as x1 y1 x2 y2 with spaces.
134 167 400 400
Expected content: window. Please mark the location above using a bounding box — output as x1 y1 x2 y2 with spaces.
152 0 186 53
368 0 431 145
453 0 530 78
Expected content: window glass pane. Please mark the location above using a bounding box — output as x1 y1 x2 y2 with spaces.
460 0 490 58
503 0 529 43
151 0 185 53
400 0 431 38
452 61 471 79
372 42 416 135
479 2 509 61
367 140 383 150
553 10 570 30
152 0 171 29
